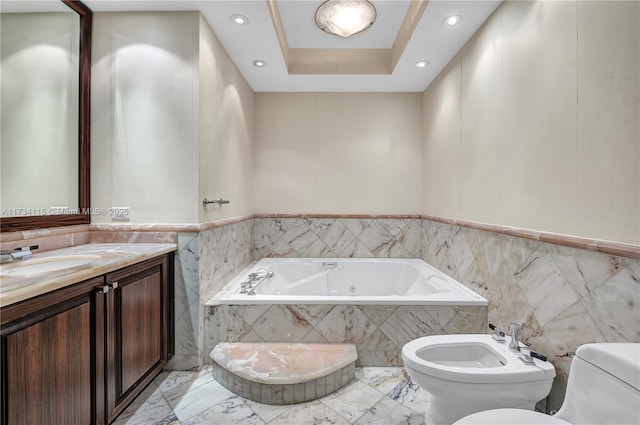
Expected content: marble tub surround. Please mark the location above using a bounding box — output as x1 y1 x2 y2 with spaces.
203 303 488 367
253 217 422 259
0 242 176 307
420 218 640 410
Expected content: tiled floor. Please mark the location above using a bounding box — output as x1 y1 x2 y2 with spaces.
113 367 430 425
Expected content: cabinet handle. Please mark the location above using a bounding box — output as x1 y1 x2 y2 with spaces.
97 285 110 294
111 281 119 289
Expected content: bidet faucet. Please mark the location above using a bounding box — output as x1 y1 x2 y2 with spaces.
508 323 521 352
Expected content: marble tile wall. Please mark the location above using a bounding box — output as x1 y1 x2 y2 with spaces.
253 217 422 259
203 304 487 367
420 218 640 410
170 219 253 370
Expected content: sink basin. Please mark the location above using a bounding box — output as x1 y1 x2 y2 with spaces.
0 255 101 278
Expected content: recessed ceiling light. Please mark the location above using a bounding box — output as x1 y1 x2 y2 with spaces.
443 15 462 27
231 14 249 25
253 60 267 68
415 60 429 69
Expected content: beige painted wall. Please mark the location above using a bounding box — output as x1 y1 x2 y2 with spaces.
422 0 640 244
198 15 254 222
92 12 199 224
254 92 422 214
92 12 254 224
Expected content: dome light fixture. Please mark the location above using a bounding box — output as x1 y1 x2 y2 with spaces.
415 60 429 69
442 15 462 27
230 14 249 25
315 0 377 38
252 60 267 68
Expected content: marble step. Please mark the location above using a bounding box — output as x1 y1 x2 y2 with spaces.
211 342 358 405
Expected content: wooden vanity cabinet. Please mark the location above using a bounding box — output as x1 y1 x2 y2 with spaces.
0 252 174 425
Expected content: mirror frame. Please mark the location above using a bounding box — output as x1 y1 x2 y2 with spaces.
1 0 92 233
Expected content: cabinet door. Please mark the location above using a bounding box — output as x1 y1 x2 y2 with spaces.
105 255 171 423
0 277 104 425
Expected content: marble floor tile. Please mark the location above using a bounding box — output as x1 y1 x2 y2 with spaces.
268 400 350 425
113 367 428 425
320 380 385 423
354 397 425 425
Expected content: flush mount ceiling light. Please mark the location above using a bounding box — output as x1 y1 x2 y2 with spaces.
415 60 429 69
253 60 267 68
442 15 462 27
230 14 249 25
315 0 377 38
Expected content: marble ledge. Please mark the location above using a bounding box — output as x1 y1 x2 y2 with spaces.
422 215 640 260
254 214 422 219
0 224 90 243
0 242 176 307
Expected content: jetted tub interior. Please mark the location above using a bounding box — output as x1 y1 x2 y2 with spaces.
218 258 487 305
205 258 489 367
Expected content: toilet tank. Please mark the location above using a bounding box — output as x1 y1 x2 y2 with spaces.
555 343 640 424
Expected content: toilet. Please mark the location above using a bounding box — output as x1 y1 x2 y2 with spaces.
402 334 556 425
454 343 640 425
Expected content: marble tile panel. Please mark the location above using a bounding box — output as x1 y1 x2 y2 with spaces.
354 396 424 425
112 383 172 425
385 373 432 415
581 263 640 342
378 306 441 348
245 400 291 422
181 396 265 425
514 247 581 326
315 306 376 345
230 305 272 327
251 305 314 341
268 400 350 425
542 300 607 355
320 380 385 423
356 368 408 395
357 305 398 326
551 245 629 298
290 304 335 326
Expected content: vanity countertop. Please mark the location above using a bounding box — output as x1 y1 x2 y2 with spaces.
0 243 176 308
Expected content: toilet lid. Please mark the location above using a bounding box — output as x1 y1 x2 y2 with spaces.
453 408 571 425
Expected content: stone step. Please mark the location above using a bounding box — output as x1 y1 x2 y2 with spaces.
211 342 358 405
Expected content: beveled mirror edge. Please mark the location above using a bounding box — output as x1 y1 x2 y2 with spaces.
1 0 92 233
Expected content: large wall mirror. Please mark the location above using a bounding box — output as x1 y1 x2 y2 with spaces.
0 0 91 232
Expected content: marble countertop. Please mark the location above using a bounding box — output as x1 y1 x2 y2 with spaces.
0 243 176 308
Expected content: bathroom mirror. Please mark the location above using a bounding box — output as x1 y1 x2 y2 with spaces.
0 0 91 232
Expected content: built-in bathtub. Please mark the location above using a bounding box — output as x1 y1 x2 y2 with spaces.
219 258 487 305
204 258 488 367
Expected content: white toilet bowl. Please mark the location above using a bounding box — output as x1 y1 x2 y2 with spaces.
402 334 555 425
454 343 640 425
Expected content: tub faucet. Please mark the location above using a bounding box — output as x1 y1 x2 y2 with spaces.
508 323 521 352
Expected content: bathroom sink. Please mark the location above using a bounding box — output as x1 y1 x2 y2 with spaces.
0 255 100 278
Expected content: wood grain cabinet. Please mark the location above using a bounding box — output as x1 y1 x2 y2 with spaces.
0 253 174 425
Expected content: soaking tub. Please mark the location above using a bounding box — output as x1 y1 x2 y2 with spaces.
206 258 488 366
218 258 487 306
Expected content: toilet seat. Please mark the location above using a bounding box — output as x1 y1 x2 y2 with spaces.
454 408 570 425
403 335 556 384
